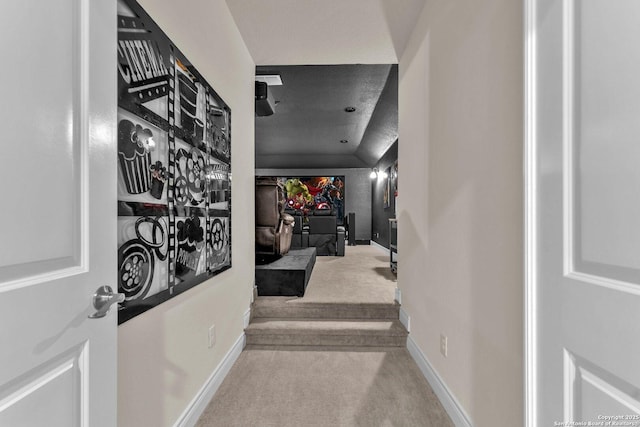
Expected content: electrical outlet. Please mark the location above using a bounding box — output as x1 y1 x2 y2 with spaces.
440 334 448 358
208 325 216 348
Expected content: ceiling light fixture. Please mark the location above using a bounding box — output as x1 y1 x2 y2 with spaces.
340 139 348 144
344 106 356 113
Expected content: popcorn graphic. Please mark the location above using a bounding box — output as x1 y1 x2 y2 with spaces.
118 119 154 194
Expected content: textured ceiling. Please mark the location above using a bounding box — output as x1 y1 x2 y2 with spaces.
255 64 397 168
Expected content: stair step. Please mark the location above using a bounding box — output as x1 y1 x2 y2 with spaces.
245 319 408 347
252 297 400 320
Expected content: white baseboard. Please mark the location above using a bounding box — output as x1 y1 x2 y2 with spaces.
243 307 251 329
399 306 410 332
395 287 402 305
174 333 245 427
370 240 388 253
406 336 473 427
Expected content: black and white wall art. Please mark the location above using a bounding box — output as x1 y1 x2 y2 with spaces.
117 0 231 324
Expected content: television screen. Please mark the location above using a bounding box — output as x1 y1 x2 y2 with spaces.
262 176 345 224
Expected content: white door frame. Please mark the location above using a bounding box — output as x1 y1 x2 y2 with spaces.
524 0 537 425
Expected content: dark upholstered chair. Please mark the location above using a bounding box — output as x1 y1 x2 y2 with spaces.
290 213 309 249
255 177 294 255
307 211 337 256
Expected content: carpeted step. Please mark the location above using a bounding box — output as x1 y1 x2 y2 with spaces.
245 318 408 347
252 297 400 320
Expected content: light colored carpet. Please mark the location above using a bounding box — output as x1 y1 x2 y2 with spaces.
195 346 454 427
253 245 398 319
293 244 397 304
196 245 453 426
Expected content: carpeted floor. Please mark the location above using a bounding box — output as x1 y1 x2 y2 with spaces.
300 245 397 303
196 346 454 427
195 245 454 427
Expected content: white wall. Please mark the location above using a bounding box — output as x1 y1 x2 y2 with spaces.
398 0 523 425
117 1 255 426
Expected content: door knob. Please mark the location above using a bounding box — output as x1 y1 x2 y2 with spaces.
88 286 125 319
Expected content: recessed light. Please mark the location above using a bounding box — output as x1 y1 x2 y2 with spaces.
344 107 356 113
340 139 348 144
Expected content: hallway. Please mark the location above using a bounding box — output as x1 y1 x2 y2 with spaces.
196 246 453 426
0 0 552 425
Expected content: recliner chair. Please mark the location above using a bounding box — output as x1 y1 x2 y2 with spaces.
255 177 294 255
307 209 337 256
290 212 309 249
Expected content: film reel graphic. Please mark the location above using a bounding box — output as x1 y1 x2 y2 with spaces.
186 149 206 193
206 218 227 270
174 147 206 206
119 240 154 301
118 216 168 303
135 216 168 261
174 176 189 205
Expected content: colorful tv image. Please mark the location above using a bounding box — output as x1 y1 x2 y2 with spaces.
271 176 345 224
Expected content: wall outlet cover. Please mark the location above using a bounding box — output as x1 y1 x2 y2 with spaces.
208 325 216 348
440 334 448 357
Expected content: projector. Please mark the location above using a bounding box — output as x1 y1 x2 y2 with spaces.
255 81 275 116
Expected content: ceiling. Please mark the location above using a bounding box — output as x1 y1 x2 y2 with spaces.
225 0 424 169
255 64 397 168
225 0 427 65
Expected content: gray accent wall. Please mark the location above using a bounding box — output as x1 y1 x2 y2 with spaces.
255 168 372 241
371 140 398 248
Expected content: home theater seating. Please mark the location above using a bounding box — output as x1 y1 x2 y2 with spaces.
255 177 318 296
289 208 345 256
255 177 294 256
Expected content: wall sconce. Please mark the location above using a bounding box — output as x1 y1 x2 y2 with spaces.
369 168 389 179
370 168 388 180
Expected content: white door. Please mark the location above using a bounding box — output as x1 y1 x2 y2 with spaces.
527 0 640 425
0 0 117 426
